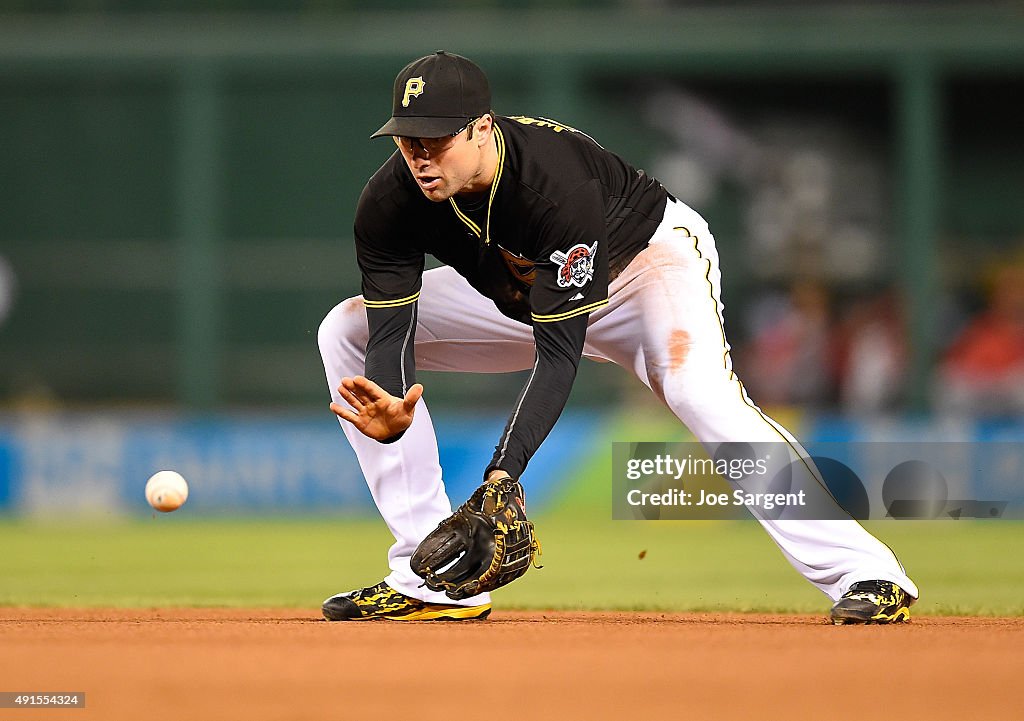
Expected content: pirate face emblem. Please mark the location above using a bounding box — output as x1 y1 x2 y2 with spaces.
550 241 598 289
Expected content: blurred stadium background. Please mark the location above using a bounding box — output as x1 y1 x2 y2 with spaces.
1 1 1022 612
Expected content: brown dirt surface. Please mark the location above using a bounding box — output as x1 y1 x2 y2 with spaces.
1 608 1021 721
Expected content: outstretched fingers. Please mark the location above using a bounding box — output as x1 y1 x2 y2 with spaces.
330 376 422 438
329 401 360 425
337 380 365 411
350 375 388 402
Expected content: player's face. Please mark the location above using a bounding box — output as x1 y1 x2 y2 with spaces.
394 116 494 202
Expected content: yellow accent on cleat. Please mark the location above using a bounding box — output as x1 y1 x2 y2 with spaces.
387 603 492 622
870 606 911 623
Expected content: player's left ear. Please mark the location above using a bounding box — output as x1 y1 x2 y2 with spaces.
471 113 494 147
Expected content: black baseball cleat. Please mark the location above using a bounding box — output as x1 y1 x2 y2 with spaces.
321 581 491 622
830 580 914 625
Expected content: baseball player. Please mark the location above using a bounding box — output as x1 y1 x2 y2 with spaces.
318 51 918 623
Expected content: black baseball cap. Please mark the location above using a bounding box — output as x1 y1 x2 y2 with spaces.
371 51 491 139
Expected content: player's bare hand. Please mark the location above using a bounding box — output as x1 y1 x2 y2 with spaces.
330 375 423 441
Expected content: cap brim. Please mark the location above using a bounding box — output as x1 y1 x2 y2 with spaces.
370 115 469 139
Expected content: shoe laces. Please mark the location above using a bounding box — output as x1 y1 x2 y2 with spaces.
849 580 897 595
349 581 391 600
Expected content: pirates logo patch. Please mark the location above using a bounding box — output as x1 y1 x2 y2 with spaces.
551 241 598 289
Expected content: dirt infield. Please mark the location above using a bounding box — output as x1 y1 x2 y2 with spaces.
1 609 1020 721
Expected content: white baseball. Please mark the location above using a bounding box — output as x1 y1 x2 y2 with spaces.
145 470 189 513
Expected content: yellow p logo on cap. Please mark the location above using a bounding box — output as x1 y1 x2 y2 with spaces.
402 77 426 107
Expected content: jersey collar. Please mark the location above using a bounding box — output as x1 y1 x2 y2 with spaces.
448 123 506 246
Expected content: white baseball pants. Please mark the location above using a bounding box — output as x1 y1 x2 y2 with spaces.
318 198 918 604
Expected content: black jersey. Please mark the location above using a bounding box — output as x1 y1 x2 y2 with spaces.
353 115 669 479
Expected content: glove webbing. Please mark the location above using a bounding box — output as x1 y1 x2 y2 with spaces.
484 515 540 588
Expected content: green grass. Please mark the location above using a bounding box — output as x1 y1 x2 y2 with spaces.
0 515 1021 615
1 405 1021 615
0 516 384 608
505 516 1024 615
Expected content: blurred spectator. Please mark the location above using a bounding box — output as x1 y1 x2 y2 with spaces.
936 264 1024 417
833 287 907 415
740 280 833 408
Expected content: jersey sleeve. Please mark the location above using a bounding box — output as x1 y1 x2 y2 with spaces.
485 180 609 479
353 185 425 405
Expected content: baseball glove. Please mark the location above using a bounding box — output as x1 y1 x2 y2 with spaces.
410 476 540 601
